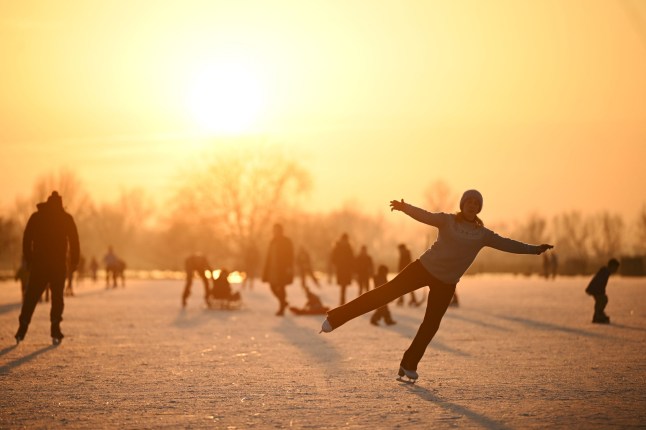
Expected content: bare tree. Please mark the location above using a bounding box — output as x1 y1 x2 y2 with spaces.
171 144 311 259
552 211 590 261
635 204 646 255
423 179 457 247
423 180 457 212
588 211 624 261
513 213 548 244
32 168 93 217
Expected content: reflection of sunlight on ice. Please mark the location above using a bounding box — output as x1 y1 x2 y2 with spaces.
210 269 244 283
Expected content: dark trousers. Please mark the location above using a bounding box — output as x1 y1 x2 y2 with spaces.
357 276 370 296
18 267 66 336
327 260 455 370
270 283 288 310
182 271 210 303
593 294 608 317
371 305 394 323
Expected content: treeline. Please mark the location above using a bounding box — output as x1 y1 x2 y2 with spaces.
1 145 645 277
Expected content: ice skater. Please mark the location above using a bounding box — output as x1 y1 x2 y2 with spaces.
262 223 294 316
585 258 620 324
320 190 553 382
15 191 80 345
182 253 212 307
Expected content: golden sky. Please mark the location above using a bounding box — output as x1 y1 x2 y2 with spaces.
1 1 645 223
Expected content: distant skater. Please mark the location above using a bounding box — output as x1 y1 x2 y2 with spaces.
262 223 294 316
370 264 396 326
395 244 421 306
585 258 620 324
296 246 320 290
355 246 374 296
89 256 99 282
331 233 355 305
15 191 80 345
321 190 553 382
182 253 211 308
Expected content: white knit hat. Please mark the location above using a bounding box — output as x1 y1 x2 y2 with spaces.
459 189 483 212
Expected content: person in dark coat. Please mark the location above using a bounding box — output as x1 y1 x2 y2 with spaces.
355 246 374 296
15 255 30 302
15 191 80 345
331 233 355 306
585 258 620 324
262 223 294 316
182 253 212 308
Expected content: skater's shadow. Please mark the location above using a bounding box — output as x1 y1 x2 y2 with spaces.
443 311 511 332
274 317 343 369
490 314 614 339
0 302 21 316
172 307 246 329
609 323 646 332
386 314 470 357
402 384 513 430
0 344 17 357
0 344 58 374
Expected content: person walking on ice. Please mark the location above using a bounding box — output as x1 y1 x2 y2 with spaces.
320 189 553 382
15 191 80 345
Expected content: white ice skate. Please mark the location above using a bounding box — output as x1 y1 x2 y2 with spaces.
319 319 333 334
397 366 418 383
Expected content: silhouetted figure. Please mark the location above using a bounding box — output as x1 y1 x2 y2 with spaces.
370 264 396 326
585 258 620 324
15 191 80 345
103 246 120 288
242 242 260 289
89 256 99 282
355 245 374 296
65 251 75 297
550 252 559 279
331 233 355 305
321 190 553 382
395 244 421 306
115 258 126 287
296 246 320 290
542 252 551 279
15 255 30 302
182 253 211 308
76 254 86 283
208 269 241 309
263 223 294 316
289 286 329 315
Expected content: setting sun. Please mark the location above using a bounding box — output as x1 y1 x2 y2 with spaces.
185 59 266 135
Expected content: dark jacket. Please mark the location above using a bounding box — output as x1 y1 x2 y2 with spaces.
331 240 354 285
23 200 80 271
263 235 294 285
586 267 611 295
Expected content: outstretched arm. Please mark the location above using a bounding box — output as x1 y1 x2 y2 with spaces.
389 199 445 227
486 231 553 255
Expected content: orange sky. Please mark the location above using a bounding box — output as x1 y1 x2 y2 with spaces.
1 1 645 224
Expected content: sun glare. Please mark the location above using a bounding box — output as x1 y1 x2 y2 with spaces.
185 60 266 135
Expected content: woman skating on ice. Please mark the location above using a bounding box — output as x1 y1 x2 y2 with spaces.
320 189 553 382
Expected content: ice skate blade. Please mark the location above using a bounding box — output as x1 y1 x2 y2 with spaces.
396 376 417 384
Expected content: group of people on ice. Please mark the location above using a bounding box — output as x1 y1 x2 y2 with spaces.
14 189 621 387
